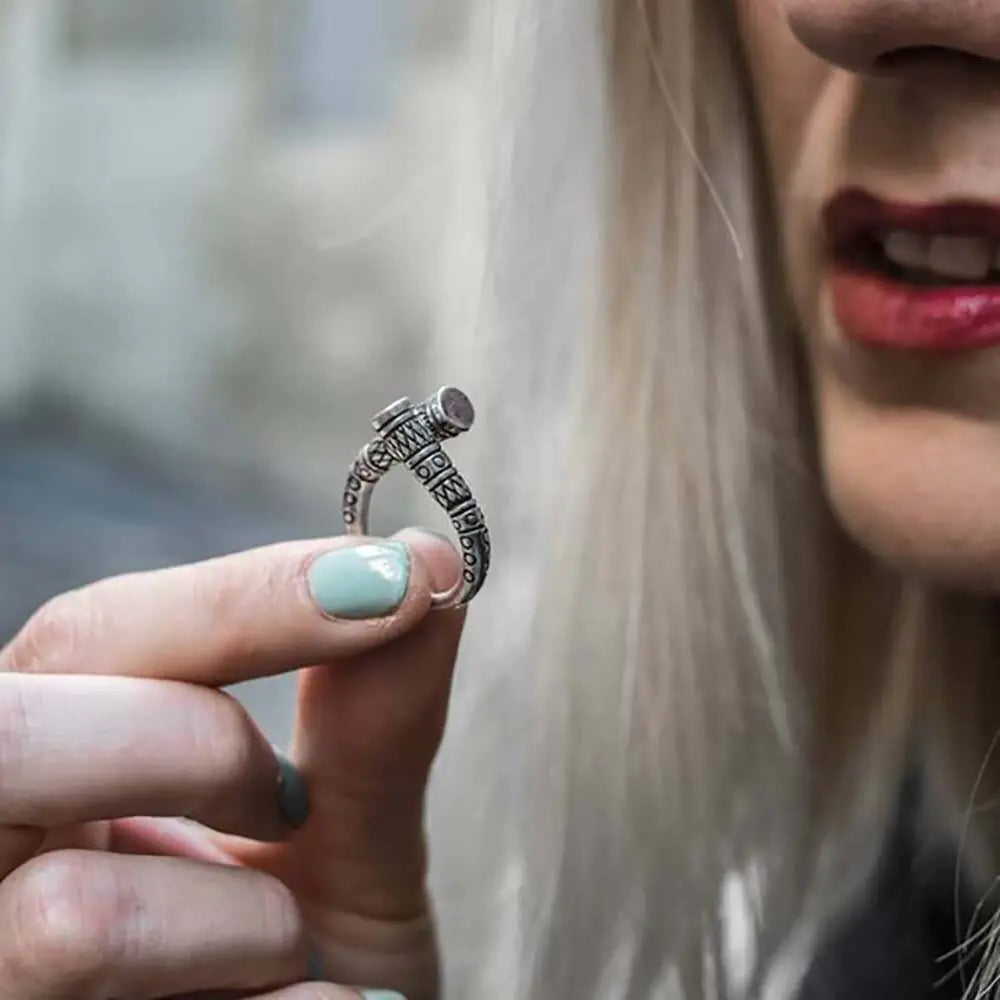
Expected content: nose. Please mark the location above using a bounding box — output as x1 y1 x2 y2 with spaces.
784 0 1000 74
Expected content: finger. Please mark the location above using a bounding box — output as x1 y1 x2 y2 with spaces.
0 535 441 687
213 588 464 904
217 530 462 993
107 816 239 865
0 820 118 884
295 529 465 790
0 850 310 1000
249 986 403 999
0 673 305 842
393 527 461 593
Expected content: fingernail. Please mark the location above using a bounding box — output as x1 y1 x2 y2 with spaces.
274 749 310 829
306 942 326 980
358 992 408 1000
308 542 410 619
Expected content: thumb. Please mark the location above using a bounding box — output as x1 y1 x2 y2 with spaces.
295 526 464 791
195 529 465 999
258 528 464 910
393 527 463 595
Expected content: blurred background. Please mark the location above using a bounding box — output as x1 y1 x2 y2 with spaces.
0 0 475 743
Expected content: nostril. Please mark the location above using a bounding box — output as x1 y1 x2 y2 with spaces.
873 46 997 76
875 46 947 70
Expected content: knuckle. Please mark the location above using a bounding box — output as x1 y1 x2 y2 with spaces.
2 589 96 674
252 872 305 956
193 555 287 663
190 558 243 627
218 554 286 618
191 691 260 788
5 851 128 988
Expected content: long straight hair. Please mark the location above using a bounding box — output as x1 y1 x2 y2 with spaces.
429 0 945 996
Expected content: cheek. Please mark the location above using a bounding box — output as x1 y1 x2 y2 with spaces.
733 0 829 186
735 0 1000 591
817 371 1000 590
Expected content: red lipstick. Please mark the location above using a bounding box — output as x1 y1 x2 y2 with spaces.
824 188 1000 352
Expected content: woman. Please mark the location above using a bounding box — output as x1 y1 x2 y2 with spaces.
3 0 998 997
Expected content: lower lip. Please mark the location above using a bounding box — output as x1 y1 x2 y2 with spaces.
829 262 1000 352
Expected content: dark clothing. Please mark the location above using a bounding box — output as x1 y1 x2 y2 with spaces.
797 778 982 1000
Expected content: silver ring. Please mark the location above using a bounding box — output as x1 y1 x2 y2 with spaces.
342 386 491 610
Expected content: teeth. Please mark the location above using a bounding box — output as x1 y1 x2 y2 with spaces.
926 234 993 281
883 230 930 270
879 229 1000 281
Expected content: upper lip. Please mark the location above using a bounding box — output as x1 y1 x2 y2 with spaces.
824 187 1000 250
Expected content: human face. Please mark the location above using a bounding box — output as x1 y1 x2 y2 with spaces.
734 1 1000 589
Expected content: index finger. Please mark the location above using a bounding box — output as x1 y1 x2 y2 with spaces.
0 535 458 686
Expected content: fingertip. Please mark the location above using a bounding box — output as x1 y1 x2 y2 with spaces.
393 527 462 596
306 543 412 621
273 748 311 830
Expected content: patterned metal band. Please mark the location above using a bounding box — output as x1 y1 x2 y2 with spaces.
342 386 491 609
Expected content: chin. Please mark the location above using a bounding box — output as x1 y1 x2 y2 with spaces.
820 402 1000 593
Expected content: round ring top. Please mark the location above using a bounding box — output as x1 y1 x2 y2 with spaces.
434 386 475 434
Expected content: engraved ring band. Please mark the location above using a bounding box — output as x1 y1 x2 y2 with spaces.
341 386 491 610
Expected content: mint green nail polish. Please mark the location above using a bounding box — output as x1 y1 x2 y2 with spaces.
274 750 310 829
308 543 410 619
359 992 407 1000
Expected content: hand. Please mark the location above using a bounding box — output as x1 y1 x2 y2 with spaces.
0 529 465 999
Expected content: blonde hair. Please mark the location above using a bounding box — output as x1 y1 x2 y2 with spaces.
428 0 990 996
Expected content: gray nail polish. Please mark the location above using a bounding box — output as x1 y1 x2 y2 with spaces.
307 942 327 981
358 991 408 1000
308 542 410 619
275 750 310 829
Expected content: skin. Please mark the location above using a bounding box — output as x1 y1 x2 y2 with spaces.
733 0 1000 590
0 528 461 999
16 7 1000 996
